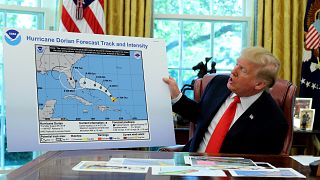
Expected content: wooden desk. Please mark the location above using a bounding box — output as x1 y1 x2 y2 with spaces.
7 149 318 179
292 130 320 155
175 128 320 155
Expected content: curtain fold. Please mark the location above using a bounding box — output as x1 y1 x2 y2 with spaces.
106 0 152 37
256 0 306 85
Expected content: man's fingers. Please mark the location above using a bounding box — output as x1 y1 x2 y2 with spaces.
162 77 170 84
163 77 175 84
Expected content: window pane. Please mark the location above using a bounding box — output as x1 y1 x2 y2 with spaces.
182 21 211 69
5 0 39 7
6 13 39 29
0 64 3 168
168 68 178 81
153 0 179 14
154 0 244 16
4 137 33 166
154 20 180 68
0 12 4 64
0 64 3 101
181 70 196 99
182 0 210 15
213 0 243 16
213 22 244 71
0 12 4 28
168 69 196 99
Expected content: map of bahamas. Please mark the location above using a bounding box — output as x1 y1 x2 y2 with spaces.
35 45 147 121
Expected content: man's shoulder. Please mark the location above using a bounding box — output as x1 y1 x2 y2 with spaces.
259 91 279 106
205 74 229 90
257 91 287 120
200 74 230 100
207 74 229 86
213 74 229 81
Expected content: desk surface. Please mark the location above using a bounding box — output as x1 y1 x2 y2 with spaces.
294 129 320 134
7 149 318 179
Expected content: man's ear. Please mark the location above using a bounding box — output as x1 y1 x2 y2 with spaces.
254 80 267 91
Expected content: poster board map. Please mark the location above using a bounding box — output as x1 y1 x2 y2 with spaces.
3 28 175 151
36 45 149 143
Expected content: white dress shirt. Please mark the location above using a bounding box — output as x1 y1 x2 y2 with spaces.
197 92 263 152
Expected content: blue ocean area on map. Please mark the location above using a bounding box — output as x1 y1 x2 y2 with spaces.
36 48 148 121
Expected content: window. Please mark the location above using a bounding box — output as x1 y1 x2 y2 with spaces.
0 0 57 170
153 0 252 98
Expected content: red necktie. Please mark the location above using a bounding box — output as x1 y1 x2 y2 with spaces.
205 96 241 153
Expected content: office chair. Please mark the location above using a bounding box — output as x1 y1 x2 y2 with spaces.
161 74 297 155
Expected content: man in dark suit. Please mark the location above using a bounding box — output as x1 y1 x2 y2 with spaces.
163 47 288 154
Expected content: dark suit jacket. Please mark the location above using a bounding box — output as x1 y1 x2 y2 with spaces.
173 75 288 154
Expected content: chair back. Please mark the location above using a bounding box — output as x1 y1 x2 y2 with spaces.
190 74 297 155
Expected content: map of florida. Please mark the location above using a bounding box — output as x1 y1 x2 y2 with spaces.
36 50 85 89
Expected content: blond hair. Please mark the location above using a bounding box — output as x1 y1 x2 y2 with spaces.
240 47 280 88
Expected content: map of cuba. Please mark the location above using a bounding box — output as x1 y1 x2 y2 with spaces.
35 45 148 121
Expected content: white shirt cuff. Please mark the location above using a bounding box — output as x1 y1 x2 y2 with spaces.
171 93 183 105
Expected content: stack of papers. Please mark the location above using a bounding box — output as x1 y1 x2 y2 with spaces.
72 156 306 178
73 157 227 176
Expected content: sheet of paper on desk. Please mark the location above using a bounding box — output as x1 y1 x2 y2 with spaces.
254 162 277 170
72 161 149 173
188 156 256 169
184 156 244 165
229 168 306 178
290 155 320 166
152 166 226 176
108 158 175 166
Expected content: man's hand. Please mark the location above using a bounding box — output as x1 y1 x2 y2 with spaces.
163 76 181 99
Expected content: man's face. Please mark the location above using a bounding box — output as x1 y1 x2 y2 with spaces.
227 58 265 96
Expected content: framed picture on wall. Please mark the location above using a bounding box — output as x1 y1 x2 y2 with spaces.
294 98 313 119
299 109 315 131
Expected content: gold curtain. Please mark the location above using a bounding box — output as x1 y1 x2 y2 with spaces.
256 0 306 85
106 0 152 37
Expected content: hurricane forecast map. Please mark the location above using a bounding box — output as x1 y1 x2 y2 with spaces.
4 28 175 152
35 45 150 143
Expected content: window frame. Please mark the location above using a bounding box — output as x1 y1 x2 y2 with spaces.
153 10 252 89
0 4 49 29
0 0 57 170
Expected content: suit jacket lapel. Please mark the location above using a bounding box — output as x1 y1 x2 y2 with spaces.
202 91 230 128
190 76 231 151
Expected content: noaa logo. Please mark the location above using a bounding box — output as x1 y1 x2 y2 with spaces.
37 46 44 53
4 29 21 46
